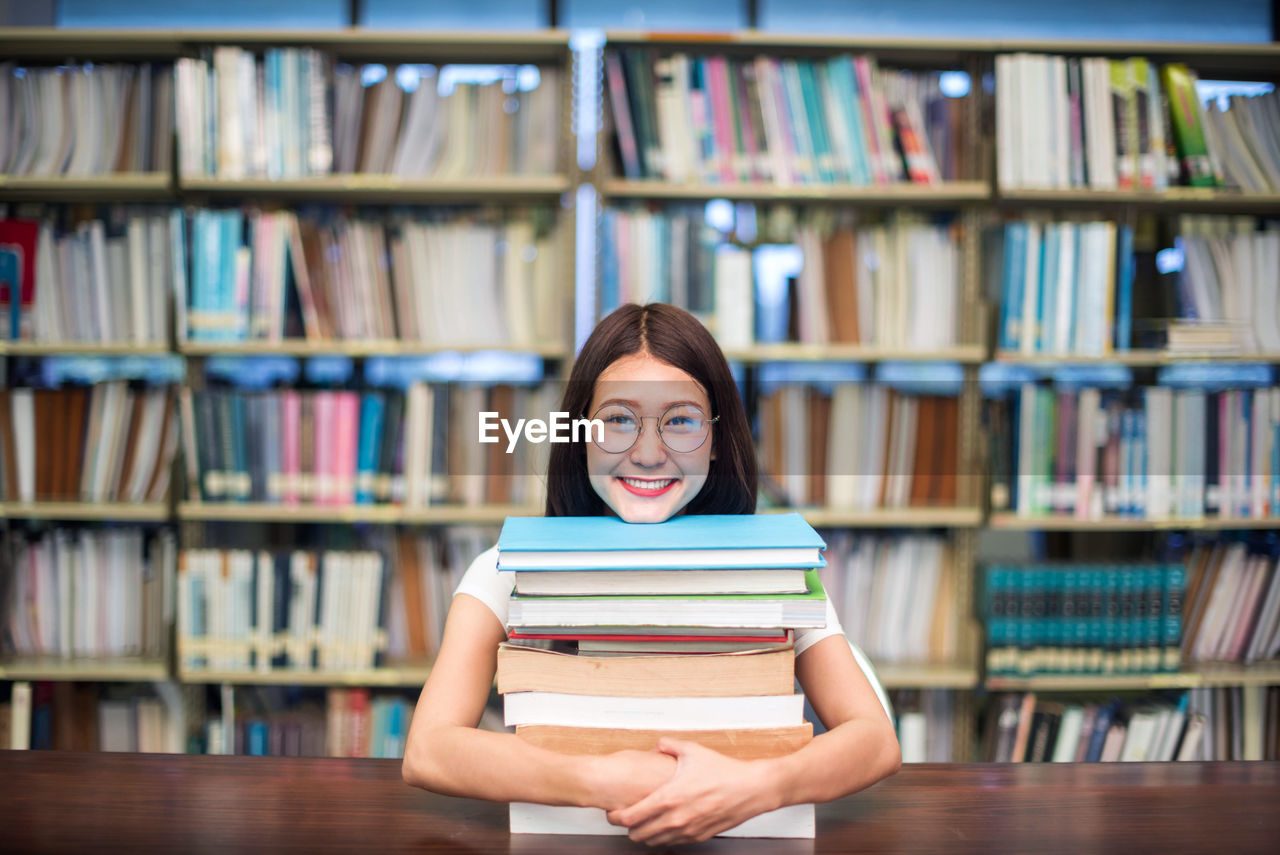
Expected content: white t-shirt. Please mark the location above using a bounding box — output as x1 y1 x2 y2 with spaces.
454 545 846 657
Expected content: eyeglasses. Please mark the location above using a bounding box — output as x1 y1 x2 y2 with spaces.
588 403 719 454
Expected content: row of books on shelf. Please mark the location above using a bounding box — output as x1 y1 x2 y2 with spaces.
994 216 1280 357
496 513 826 837
984 687 1280 763
605 48 971 185
996 56 1279 193
178 549 388 673
1180 541 1280 666
601 209 961 351
0 206 563 348
986 375 1280 521
177 50 561 180
180 383 552 507
758 382 960 510
891 689 956 763
3 528 174 662
0 383 178 504
0 681 413 758
2 682 177 753
204 687 413 758
181 207 561 347
0 62 173 177
984 694 1203 762
821 533 958 667
0 212 174 344
173 529 490 675
982 562 1185 677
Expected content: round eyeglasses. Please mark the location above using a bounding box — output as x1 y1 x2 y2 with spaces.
588 403 719 454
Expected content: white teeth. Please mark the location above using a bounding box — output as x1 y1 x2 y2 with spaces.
621 477 674 490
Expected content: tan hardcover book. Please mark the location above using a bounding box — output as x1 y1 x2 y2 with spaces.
927 546 956 661
910 396 937 507
496 642 796 698
115 392 148 501
807 389 830 507
396 531 429 660
143 389 177 502
935 397 960 505
0 388 17 500
299 393 316 502
64 387 90 501
486 385 515 505
822 228 861 343
1010 692 1038 763
516 723 813 760
1181 546 1222 659
877 391 898 509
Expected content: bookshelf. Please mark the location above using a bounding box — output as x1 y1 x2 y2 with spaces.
0 502 172 522
3 27 1279 762
178 666 432 688
0 173 173 202
0 27 579 759
0 658 170 683
989 513 1280 532
177 175 572 203
603 179 990 204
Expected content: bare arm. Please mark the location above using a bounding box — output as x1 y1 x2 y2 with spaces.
762 633 902 804
400 594 675 809
608 634 900 844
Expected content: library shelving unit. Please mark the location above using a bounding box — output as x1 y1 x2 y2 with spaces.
5 27 1280 761
0 27 578 741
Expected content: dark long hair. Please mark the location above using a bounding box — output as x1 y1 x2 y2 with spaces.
545 303 757 517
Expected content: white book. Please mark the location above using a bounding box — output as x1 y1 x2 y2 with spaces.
503 692 804 730
1244 560 1280 664
1154 709 1187 761
1051 706 1085 762
713 246 754 350
10 388 35 502
1175 713 1207 761
510 802 814 838
898 710 927 764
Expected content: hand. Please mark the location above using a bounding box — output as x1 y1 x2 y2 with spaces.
605 738 778 846
586 749 677 811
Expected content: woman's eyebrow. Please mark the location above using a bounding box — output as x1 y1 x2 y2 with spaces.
593 397 705 410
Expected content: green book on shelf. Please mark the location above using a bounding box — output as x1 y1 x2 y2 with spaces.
1160 63 1217 187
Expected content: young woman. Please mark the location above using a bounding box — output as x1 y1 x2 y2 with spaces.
402 303 900 846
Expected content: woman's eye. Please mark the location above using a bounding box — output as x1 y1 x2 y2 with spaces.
605 415 636 428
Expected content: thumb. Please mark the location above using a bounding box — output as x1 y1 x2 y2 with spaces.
655 736 701 759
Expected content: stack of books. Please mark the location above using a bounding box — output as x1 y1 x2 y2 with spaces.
495 512 829 838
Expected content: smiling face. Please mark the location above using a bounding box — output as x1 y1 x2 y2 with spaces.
586 352 715 524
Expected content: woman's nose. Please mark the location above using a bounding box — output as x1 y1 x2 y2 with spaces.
628 423 668 466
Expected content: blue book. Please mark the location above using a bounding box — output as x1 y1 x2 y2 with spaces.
1001 223 1028 351
1039 226 1060 355
496 512 825 570
599 210 620 315
248 720 269 756
825 56 871 185
0 249 20 340
1162 563 1185 673
1114 224 1135 350
354 391 386 505
1084 700 1118 762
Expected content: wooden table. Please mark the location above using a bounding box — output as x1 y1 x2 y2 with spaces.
3 752 1278 853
